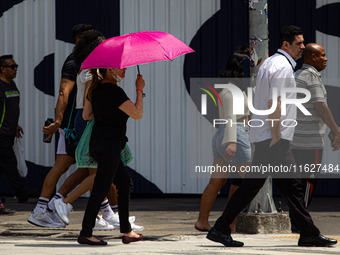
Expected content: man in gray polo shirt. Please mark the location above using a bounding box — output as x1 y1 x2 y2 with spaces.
290 43 340 232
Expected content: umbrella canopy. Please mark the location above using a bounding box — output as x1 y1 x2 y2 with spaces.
81 31 194 70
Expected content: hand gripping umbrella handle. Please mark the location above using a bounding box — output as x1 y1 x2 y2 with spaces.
137 65 140 75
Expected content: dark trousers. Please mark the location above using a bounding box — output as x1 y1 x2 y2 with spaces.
80 139 133 237
0 135 24 195
214 139 320 237
292 149 323 207
289 149 323 228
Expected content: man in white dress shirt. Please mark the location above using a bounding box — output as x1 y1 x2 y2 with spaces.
206 25 337 247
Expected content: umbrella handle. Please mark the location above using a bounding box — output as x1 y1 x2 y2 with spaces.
137 65 140 75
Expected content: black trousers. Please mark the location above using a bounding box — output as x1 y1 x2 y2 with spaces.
0 135 24 195
214 139 320 237
289 149 323 228
80 139 133 237
292 148 323 207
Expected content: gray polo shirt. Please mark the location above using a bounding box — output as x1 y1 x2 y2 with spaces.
291 64 327 150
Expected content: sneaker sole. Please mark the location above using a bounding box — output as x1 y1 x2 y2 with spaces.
27 218 65 228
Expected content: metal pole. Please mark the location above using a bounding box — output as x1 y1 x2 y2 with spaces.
248 0 276 213
249 0 268 83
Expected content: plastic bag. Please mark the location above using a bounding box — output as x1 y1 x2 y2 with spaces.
121 143 133 166
75 119 133 168
76 119 97 168
13 137 28 177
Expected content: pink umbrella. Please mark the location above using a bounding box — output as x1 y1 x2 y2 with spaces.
81 30 194 73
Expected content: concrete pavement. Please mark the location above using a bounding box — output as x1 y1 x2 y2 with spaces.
1 196 340 254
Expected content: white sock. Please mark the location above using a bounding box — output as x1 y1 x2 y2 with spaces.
33 197 49 214
48 193 64 211
100 199 114 219
111 205 118 213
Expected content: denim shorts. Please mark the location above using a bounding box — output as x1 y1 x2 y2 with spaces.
74 109 88 139
212 123 251 166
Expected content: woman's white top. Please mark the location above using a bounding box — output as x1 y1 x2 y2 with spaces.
218 87 249 145
76 69 92 109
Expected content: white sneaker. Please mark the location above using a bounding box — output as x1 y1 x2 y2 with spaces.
131 222 144 231
104 213 143 231
93 215 114 231
49 209 64 224
53 199 73 225
27 211 66 228
104 212 135 227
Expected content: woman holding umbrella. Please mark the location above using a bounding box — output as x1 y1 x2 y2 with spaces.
77 67 144 245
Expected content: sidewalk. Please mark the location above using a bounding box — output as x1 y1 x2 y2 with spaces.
1 196 340 254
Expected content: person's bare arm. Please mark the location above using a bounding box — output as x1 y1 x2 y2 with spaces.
43 78 75 142
268 98 281 147
314 102 340 151
82 98 94 120
119 75 145 120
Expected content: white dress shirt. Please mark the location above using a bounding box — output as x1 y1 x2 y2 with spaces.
76 69 92 109
249 49 297 143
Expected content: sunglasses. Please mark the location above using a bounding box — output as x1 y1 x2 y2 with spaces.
3 64 19 70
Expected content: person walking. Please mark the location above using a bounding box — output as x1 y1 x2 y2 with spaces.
206 25 337 247
195 46 251 232
28 24 94 228
290 43 340 232
77 67 145 245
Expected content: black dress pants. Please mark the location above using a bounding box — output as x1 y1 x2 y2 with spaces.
289 149 323 229
0 135 24 195
80 139 133 237
214 139 320 237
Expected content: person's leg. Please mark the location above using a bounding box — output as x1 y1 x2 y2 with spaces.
0 135 26 201
108 184 118 208
48 167 89 212
113 161 141 240
269 140 320 239
63 168 96 204
195 158 228 231
57 168 89 198
302 149 322 207
40 154 74 199
228 162 250 232
289 149 323 232
213 141 268 235
228 184 239 232
113 161 133 233
274 178 320 237
54 168 116 226
80 142 121 241
214 178 267 235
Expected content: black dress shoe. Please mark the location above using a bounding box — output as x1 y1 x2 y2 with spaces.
298 234 337 247
77 235 107 245
206 227 244 247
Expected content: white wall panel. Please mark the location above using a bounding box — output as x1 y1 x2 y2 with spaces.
121 0 220 193
316 31 340 88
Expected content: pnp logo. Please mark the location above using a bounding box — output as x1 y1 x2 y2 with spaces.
200 84 312 116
